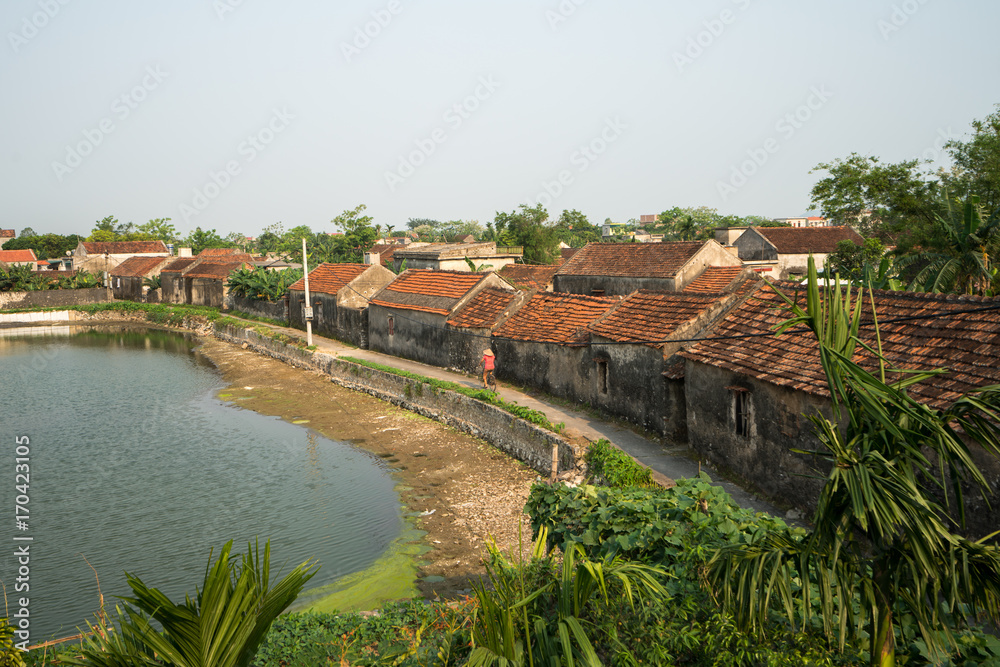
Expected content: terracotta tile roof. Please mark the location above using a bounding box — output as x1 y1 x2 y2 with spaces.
561 247 579 262
110 255 168 277
494 292 619 346
0 249 37 263
684 267 747 294
288 263 369 295
447 286 520 329
498 264 559 290
754 226 862 254
680 282 1000 410
0 230 15 238
370 269 486 315
185 261 251 280
160 258 197 273
81 240 169 254
555 241 705 278
195 253 256 264
588 290 726 347
197 247 243 257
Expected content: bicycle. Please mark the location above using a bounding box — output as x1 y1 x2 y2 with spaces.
485 369 497 393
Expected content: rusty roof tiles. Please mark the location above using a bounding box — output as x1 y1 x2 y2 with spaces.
109 255 169 277
555 241 706 278
752 226 863 254
683 266 748 294
0 249 37 263
680 283 1000 410
81 240 169 254
447 286 520 329
498 264 559 291
288 263 369 295
588 290 727 346
371 269 486 315
494 291 619 345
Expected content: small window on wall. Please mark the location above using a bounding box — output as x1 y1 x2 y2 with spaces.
596 360 608 394
728 386 752 438
388 316 394 336
591 289 605 296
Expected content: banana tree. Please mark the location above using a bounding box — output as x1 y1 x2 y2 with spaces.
708 257 1000 667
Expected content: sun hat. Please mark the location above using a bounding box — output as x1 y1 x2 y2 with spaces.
483 349 495 356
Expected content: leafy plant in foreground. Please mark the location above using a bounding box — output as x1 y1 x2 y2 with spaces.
708 258 1000 667
63 540 317 667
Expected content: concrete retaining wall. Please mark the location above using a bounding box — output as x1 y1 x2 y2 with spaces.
213 322 578 475
0 310 78 324
226 294 289 322
0 288 110 310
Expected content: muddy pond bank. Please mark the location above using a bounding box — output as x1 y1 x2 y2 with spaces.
195 336 538 607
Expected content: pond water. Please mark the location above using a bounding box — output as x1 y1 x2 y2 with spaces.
0 326 401 640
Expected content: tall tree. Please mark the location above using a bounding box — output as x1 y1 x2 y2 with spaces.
709 259 1000 667
136 218 178 243
809 154 940 247
493 204 559 265
942 104 1000 214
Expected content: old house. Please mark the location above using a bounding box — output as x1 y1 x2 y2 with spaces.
586 289 750 438
71 240 170 274
181 256 253 308
0 230 14 249
390 242 523 273
108 256 173 301
287 263 395 348
0 249 38 268
678 283 1000 534
491 292 619 400
159 258 197 304
552 240 741 296
369 269 511 367
732 226 862 279
445 285 525 373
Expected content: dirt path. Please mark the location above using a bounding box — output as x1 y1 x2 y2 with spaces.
195 336 538 601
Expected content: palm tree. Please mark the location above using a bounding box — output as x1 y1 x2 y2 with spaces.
708 258 1000 667
902 193 1000 295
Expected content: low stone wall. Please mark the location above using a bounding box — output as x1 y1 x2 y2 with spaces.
225 294 288 322
0 287 110 310
212 322 578 476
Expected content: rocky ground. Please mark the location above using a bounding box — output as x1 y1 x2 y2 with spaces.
195 336 540 600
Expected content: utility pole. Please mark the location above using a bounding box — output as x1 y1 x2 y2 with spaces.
301 237 313 347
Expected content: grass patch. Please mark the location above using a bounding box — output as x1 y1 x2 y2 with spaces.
340 356 562 434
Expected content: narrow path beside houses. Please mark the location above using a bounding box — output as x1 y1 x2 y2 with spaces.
227 316 789 519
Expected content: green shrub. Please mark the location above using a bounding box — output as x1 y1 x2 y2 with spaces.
584 438 653 488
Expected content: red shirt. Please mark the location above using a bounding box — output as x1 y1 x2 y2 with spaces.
483 355 495 370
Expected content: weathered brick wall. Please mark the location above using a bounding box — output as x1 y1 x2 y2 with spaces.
0 287 110 310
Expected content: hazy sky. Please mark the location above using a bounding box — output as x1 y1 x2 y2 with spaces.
3 1 998 239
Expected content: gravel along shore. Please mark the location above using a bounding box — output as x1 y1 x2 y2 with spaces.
196 336 539 605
